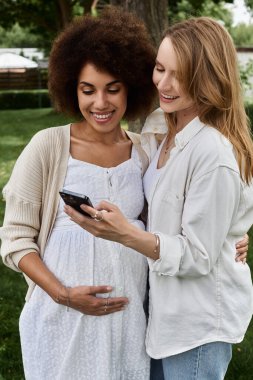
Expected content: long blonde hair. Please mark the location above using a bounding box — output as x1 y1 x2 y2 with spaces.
164 17 253 183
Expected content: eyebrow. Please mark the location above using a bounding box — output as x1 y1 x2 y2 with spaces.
79 80 121 86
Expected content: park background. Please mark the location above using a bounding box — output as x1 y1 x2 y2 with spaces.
0 0 253 379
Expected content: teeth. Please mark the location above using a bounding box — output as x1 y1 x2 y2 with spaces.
161 94 178 99
93 113 112 119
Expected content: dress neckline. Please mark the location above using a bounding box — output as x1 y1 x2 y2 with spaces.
69 145 136 170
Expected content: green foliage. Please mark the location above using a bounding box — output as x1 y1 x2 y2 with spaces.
0 0 96 53
0 23 40 48
245 0 253 12
0 90 51 110
231 24 253 47
168 0 233 26
246 103 253 126
240 60 253 95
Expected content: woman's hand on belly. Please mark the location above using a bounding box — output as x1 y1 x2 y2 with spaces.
58 285 129 316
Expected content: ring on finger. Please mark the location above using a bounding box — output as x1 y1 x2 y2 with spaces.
94 211 104 222
104 297 109 312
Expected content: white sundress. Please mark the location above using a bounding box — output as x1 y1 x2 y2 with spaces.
19 147 150 380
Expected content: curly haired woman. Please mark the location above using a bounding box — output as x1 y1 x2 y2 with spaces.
0 7 156 380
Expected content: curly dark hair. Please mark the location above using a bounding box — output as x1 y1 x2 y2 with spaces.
48 6 157 120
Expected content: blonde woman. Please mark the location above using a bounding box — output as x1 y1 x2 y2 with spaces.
66 17 253 379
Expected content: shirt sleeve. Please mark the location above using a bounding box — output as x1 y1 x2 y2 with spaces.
148 166 241 277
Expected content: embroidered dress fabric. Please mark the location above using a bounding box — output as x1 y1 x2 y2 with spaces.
19 147 149 380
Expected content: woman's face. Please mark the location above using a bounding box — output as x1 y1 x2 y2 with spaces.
153 37 197 120
77 63 128 134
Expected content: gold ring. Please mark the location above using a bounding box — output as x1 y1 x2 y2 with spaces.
94 211 104 222
104 297 109 312
92 211 99 219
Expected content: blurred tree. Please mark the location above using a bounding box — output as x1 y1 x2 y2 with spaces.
110 0 168 47
0 23 40 48
168 0 233 26
1 0 245 53
231 23 253 46
245 0 253 12
0 0 95 52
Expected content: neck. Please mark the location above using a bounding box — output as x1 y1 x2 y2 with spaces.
74 121 127 145
175 106 198 133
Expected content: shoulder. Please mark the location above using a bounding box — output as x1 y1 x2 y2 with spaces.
30 124 70 148
186 126 239 183
18 124 70 163
195 126 238 169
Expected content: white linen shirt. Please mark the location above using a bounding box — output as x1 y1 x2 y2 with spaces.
141 109 253 359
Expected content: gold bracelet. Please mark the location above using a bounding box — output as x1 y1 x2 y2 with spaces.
154 233 160 258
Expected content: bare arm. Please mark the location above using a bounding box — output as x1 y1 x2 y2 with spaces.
18 252 128 315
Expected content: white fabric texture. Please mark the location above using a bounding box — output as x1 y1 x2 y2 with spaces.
19 148 150 380
141 112 253 359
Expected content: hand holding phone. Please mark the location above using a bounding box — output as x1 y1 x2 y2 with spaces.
59 189 93 217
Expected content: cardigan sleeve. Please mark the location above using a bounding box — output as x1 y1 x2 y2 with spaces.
0 131 49 271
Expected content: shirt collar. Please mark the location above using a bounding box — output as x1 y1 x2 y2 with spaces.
141 108 168 135
175 116 206 150
141 109 206 149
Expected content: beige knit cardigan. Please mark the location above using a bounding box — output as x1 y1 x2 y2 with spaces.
0 124 148 300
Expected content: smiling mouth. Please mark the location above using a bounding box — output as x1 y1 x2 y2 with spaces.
91 112 114 121
161 93 179 100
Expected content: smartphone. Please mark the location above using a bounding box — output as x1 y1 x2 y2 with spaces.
59 189 93 217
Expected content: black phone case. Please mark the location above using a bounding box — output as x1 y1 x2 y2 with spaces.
59 190 93 217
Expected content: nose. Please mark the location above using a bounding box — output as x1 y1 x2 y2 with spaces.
156 73 173 91
94 91 109 109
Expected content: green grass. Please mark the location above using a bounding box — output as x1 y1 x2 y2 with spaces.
0 108 253 379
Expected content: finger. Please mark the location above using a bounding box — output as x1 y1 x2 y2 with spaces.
236 245 248 255
99 298 128 314
79 204 97 218
96 200 118 212
64 205 91 221
87 285 113 295
101 297 129 307
235 252 247 262
102 306 126 315
236 234 249 248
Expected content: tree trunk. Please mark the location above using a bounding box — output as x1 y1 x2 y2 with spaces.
110 0 167 132
110 0 168 47
57 0 73 29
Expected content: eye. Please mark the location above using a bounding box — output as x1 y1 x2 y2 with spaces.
108 87 120 94
82 89 94 95
155 65 164 73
